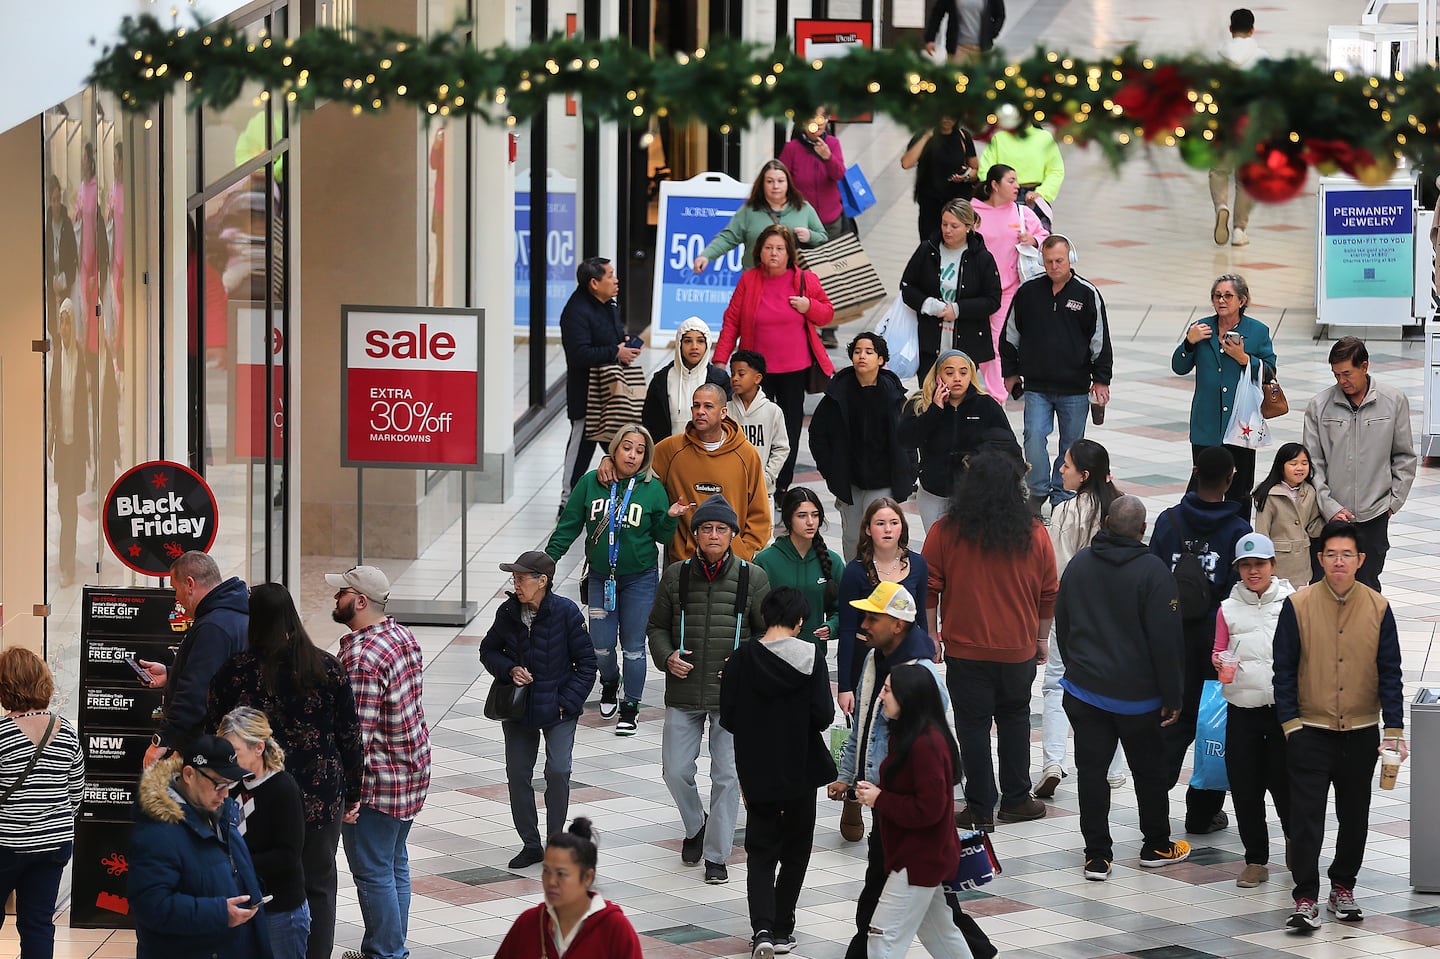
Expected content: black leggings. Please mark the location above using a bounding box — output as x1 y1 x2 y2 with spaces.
762 369 808 493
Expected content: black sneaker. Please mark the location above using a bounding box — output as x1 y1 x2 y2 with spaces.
681 814 707 866
750 930 775 959
1083 858 1111 881
507 846 544 869
771 934 796 955
1140 839 1191 868
704 860 729 884
598 680 619 719
615 699 639 735
1186 810 1229 834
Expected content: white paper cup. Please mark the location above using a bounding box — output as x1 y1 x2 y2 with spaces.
1380 748 1401 790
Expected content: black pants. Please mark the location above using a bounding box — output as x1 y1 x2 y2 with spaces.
1159 619 1227 829
946 658 1037 817
1188 443 1256 524
1353 512 1390 592
761 369 808 493
845 827 997 959
744 797 816 937
1287 726 1379 902
302 817 343 959
1064 693 1174 860
1226 703 1291 865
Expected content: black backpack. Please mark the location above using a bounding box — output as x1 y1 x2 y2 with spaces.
1166 509 1213 622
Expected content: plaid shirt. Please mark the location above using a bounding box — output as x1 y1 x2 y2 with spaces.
341 617 431 820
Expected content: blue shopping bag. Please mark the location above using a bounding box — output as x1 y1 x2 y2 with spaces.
839 164 877 218
1189 680 1229 791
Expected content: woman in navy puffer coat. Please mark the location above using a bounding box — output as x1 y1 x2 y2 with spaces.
480 551 598 869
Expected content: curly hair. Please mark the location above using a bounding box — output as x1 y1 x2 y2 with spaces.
944 449 1034 556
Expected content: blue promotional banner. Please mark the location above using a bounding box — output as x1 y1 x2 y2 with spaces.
650 173 751 345
1323 187 1414 300
515 173 576 335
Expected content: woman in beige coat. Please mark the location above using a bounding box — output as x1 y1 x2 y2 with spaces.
1250 442 1324 587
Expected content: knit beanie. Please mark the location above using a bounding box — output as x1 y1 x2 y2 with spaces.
690 494 740 533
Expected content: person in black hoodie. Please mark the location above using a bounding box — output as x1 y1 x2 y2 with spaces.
809 332 918 560
898 198 1002 383
1149 446 1253 835
720 587 836 959
1055 495 1189 880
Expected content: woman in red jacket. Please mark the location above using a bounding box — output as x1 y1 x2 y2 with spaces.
494 818 643 959
856 665 974 959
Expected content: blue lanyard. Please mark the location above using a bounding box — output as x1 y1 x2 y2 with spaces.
607 477 637 573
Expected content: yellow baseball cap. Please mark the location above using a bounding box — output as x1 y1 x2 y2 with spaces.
848 581 917 623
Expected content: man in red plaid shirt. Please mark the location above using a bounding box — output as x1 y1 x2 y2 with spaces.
328 566 431 959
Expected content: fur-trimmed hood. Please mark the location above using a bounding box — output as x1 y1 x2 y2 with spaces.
138 755 188 824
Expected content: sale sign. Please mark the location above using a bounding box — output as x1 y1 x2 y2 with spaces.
341 306 484 469
649 173 751 346
102 461 219 577
231 304 285 462
515 170 576 337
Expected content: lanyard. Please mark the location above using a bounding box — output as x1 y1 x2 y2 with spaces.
607 477 637 573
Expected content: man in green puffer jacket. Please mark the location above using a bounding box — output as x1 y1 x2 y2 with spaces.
648 495 770 886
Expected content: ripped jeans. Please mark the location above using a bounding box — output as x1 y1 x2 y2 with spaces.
587 568 658 704
867 869 976 959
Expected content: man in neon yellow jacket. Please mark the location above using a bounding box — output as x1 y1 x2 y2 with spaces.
978 105 1064 226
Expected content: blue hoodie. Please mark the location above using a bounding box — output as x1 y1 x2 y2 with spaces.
1149 493 1252 610
838 622 948 785
159 576 250 750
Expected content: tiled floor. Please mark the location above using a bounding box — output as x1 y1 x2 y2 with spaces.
28 0 1440 957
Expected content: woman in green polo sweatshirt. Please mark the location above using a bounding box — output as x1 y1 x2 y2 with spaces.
691 159 828 275
754 488 843 654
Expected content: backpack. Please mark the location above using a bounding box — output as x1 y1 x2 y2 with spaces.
677 557 751 650
1166 508 1213 622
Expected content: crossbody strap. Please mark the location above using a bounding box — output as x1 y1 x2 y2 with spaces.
0 715 58 808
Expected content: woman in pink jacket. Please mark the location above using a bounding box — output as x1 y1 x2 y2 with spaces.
715 224 835 499
778 107 847 236
971 163 1048 397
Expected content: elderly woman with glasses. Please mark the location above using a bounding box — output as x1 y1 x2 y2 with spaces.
1172 273 1277 522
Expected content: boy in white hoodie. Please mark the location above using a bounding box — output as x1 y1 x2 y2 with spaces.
727 350 791 501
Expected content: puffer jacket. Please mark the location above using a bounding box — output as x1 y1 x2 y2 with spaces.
647 555 770 711
898 230 1003 361
808 367 917 504
129 757 273 959
479 592 598 730
898 387 1016 497
1216 577 1295 708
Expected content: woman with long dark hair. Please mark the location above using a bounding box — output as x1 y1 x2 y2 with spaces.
854 664 972 959
206 583 363 959
755 488 844 652
899 117 979 241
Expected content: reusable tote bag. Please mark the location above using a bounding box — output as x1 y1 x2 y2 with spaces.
1189 680 1229 791
584 362 647 444
1221 363 1274 451
796 232 887 324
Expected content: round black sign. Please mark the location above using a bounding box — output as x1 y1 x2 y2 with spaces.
103 461 219 577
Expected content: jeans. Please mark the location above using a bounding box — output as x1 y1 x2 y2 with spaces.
1287 726 1379 902
341 808 413 959
0 841 71 959
1041 633 1125 779
661 707 740 864
866 869 976 959
1160 618 1228 828
745 797 816 937
302 819 342 959
916 488 948 538
1063 694 1174 861
946 657 1037 817
1226 703 1290 865
1022 391 1088 503
266 900 312 959
503 718 578 850
839 487 894 562
587 569 658 703
1353 512 1390 592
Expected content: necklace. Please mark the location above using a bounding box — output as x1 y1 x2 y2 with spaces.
873 554 905 577
6 710 50 720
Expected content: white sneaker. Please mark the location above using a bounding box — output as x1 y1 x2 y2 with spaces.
1231 227 1250 247
1107 773 1127 789
1214 207 1230 245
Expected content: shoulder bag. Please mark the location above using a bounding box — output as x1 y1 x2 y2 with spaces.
0 715 58 808
1260 372 1289 418
768 209 886 324
483 627 531 722
1015 202 1044 282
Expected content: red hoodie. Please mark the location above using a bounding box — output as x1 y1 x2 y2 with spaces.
494 895 643 959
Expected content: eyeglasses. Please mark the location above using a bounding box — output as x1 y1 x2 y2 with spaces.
1322 551 1359 561
1211 292 1238 301
696 523 732 535
198 770 238 792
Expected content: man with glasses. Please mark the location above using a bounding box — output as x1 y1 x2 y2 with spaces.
130 735 268 958
1303 336 1416 591
1273 520 1405 932
327 565 431 959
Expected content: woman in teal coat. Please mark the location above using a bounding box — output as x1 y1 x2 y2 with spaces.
754 488 843 652
1171 273 1276 522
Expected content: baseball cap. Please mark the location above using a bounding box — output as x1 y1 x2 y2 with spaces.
1233 533 1276 563
848 581 918 623
183 735 254 783
324 565 392 603
499 550 557 579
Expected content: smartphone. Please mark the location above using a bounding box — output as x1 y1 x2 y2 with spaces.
625 335 644 350
1222 331 1244 344
124 655 152 685
248 895 274 908
1009 381 1025 401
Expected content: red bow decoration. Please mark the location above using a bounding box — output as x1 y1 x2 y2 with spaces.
1111 65 1193 140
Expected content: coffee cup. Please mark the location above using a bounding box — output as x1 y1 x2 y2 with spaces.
1380 748 1401 790
1217 650 1238 684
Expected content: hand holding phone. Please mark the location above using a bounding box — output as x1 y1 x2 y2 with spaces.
124 655 152 685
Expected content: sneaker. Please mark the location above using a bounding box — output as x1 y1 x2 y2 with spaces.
704 860 729 884
1034 765 1065 799
954 805 994 831
1236 863 1269 888
1083 858 1112 881
771 934 796 955
615 699 639 735
1186 810 1229 835
1231 227 1250 247
996 797 1047 823
751 930 776 959
1214 206 1231 245
1327 886 1363 922
341 952 365 959
507 846 544 869
1107 773 1127 789
1288 897 1321 932
681 815 708 866
598 680 619 719
1140 840 1192 868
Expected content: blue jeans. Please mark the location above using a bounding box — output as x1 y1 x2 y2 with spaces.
341 808 413 959
1022 391 1089 502
587 568 658 703
0 841 71 959
266 900 312 959
503 718 578 850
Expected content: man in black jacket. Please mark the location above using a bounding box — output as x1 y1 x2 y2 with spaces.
559 257 639 512
1000 236 1111 514
1055 495 1187 880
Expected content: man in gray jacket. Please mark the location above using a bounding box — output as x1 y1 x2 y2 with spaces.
648 495 770 885
1303 337 1416 591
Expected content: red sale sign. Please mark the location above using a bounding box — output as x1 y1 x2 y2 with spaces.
341 306 484 469
231 306 284 462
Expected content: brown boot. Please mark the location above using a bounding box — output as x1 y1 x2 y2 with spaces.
840 798 865 842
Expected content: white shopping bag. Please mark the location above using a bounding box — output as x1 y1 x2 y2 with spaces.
1222 363 1273 450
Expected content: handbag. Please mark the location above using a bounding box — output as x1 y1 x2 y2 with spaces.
483 630 531 722
1222 362 1274 450
0 715 58 808
1260 373 1289 418
1189 680 1229 791
945 828 1001 892
799 271 833 394
1015 202 1044 282
796 233 887 324
584 362 647 444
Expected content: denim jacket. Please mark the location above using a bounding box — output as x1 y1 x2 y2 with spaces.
837 625 948 784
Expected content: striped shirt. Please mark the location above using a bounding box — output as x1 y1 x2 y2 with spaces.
0 717 85 851
340 617 431 820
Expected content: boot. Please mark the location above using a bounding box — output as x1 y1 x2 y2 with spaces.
840 798 865 842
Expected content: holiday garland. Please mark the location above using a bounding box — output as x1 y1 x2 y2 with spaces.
90 14 1440 203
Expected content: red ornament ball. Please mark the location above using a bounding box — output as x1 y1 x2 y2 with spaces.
1237 147 1308 204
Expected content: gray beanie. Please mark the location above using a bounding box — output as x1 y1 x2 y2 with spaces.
690 494 740 533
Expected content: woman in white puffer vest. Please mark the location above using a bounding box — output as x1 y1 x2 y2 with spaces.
1210 532 1294 892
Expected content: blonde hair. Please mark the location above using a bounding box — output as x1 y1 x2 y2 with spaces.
217 706 286 773
607 424 656 481
939 198 979 229
910 352 987 415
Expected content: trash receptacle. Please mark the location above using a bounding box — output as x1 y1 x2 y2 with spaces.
1412 688 1440 891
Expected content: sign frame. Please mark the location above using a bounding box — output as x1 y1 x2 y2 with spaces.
101 461 219 577
794 18 876 124
1316 174 1421 327
649 172 752 347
